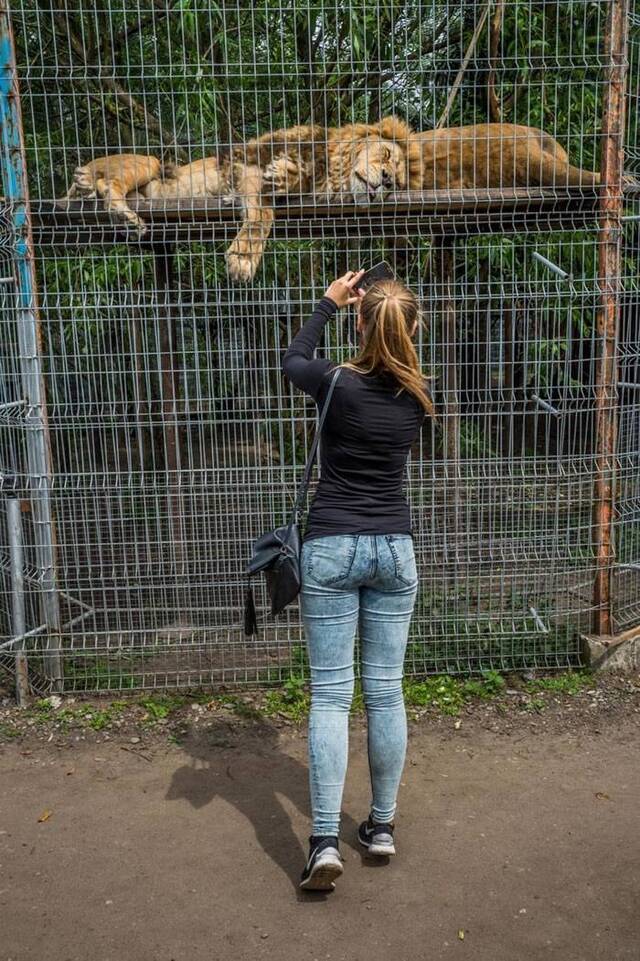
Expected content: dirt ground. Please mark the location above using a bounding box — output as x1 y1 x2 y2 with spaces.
1 678 639 961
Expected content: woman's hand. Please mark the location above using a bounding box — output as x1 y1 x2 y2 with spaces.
324 270 365 308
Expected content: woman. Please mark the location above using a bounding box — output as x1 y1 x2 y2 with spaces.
283 269 435 891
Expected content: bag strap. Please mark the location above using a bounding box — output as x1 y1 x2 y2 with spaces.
291 366 341 523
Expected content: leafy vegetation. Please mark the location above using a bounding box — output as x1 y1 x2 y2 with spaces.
2 3 638 688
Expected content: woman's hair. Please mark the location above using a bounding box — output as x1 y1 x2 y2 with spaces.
341 279 435 417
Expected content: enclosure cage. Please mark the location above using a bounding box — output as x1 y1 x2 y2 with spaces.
0 0 638 697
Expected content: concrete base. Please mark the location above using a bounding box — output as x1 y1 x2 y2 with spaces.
581 624 640 671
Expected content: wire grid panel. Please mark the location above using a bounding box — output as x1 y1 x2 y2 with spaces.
0 1 638 693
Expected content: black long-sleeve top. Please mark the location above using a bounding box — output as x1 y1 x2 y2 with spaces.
282 296 425 541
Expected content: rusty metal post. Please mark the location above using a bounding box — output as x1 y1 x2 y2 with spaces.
592 0 630 636
0 5 62 690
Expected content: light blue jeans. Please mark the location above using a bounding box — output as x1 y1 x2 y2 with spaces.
300 533 418 837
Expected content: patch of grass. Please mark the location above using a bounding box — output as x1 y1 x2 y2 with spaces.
461 669 506 699
85 701 130 730
264 676 310 723
524 671 592 696
139 694 188 722
0 721 20 739
214 693 263 720
23 698 130 732
32 698 55 721
404 675 467 715
523 697 546 713
403 670 507 716
351 678 364 715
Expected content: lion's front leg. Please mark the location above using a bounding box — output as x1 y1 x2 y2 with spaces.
262 154 308 195
226 164 274 283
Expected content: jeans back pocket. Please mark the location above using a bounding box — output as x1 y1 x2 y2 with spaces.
303 535 359 586
385 534 418 587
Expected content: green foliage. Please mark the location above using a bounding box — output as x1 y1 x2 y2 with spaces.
26 699 129 731
140 694 189 721
525 670 592 695
0 722 21 739
11 2 632 437
264 676 311 722
404 669 506 715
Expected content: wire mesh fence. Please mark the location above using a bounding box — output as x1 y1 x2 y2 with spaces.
0 1 638 696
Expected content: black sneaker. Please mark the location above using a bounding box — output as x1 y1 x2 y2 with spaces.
299 835 343 891
358 816 396 856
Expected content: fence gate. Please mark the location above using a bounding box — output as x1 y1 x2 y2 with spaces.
0 1 639 696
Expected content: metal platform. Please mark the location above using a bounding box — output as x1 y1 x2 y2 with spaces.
28 186 615 246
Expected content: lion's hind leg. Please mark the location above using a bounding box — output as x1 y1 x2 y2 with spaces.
60 165 99 205
71 165 99 198
94 177 147 235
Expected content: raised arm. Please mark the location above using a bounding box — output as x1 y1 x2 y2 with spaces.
282 297 337 399
282 270 365 400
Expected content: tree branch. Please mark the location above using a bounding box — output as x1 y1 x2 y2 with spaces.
487 1 505 122
51 6 187 160
436 3 492 129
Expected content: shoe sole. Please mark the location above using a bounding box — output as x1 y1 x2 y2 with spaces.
358 834 396 857
299 856 344 891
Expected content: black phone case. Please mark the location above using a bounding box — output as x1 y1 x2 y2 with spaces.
360 261 395 290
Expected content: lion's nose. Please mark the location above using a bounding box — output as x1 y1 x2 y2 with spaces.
381 171 393 188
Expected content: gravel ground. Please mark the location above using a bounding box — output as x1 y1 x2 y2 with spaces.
1 670 639 961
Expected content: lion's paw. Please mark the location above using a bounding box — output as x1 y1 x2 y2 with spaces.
111 213 147 238
226 251 258 283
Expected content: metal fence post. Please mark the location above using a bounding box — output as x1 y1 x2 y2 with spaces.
592 0 630 637
6 489 29 705
0 5 62 689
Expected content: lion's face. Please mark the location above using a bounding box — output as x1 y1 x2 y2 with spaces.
349 138 406 199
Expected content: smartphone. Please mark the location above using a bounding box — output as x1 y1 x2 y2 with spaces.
359 260 395 291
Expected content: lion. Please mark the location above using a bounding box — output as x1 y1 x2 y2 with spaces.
410 123 600 189
225 116 418 280
61 120 602 282
60 117 417 282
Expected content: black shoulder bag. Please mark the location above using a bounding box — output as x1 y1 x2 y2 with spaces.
244 367 341 636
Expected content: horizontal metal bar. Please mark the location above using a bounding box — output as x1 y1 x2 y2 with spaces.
531 251 572 280
59 590 94 613
60 608 97 632
0 623 47 652
30 188 605 247
531 394 561 417
529 606 550 634
0 398 26 412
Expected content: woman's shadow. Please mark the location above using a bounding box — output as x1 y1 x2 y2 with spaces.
165 715 363 896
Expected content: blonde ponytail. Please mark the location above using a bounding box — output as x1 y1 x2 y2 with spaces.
342 279 435 417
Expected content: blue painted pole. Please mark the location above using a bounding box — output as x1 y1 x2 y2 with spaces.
0 4 62 691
